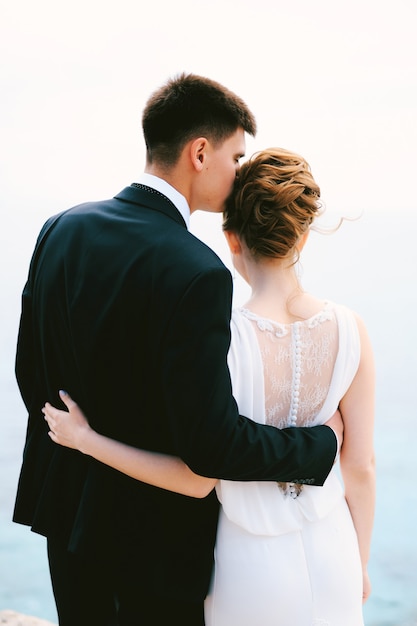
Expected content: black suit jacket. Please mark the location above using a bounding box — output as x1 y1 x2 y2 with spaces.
13 184 337 601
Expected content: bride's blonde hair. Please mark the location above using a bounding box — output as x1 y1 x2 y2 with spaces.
223 147 322 261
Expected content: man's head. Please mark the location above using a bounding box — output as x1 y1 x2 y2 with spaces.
142 73 257 168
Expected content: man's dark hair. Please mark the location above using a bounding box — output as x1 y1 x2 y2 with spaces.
142 73 257 166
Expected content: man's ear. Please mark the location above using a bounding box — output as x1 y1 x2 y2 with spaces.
190 137 208 172
224 230 242 255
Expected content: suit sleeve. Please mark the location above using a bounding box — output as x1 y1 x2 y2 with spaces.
159 266 337 485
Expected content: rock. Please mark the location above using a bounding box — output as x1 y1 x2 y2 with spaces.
0 611 56 626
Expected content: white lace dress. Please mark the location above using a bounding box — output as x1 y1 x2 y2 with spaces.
204 302 364 626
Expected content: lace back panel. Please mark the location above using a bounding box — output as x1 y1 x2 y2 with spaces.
241 305 339 430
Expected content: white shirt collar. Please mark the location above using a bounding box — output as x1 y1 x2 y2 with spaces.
135 173 190 229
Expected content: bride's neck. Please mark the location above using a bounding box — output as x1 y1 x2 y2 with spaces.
243 259 303 319
243 258 327 323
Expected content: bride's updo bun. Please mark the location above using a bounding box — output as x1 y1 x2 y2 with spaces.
223 148 322 260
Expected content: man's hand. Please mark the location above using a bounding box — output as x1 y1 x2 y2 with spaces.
324 408 344 454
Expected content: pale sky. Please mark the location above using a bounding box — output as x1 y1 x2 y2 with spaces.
2 0 416 217
1 0 416 353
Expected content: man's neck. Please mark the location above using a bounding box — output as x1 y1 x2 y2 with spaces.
137 172 191 228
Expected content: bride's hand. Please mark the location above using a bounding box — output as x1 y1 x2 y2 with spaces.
42 390 91 451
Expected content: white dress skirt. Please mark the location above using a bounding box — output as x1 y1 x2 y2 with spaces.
204 303 365 626
205 478 363 626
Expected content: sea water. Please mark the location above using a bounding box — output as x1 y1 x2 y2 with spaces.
1 210 416 625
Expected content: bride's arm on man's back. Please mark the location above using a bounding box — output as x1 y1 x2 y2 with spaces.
42 390 217 499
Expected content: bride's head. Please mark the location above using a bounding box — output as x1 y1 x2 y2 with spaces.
223 147 322 263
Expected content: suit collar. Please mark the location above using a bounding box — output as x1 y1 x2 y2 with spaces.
136 173 190 228
114 184 187 228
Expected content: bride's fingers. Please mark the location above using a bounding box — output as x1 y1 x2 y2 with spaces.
42 393 78 420
42 403 58 422
58 391 89 425
41 408 55 436
47 430 59 444
59 389 78 412
42 392 88 437
42 405 51 421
